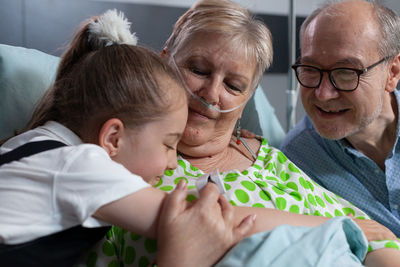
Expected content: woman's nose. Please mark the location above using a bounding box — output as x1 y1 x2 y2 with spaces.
196 77 221 105
315 73 340 101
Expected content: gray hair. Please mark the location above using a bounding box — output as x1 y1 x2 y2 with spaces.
300 0 400 58
164 0 273 91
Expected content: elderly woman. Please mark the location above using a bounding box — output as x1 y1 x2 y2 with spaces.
82 0 400 266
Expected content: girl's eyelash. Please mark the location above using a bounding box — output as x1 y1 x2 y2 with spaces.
165 144 174 150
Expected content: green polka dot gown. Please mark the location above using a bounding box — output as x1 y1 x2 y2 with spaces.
77 138 400 266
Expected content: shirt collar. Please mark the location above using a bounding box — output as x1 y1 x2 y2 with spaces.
41 121 83 146
391 88 400 149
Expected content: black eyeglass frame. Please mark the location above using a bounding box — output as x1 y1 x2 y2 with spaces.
291 56 392 91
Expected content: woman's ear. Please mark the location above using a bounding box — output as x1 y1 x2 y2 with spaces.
98 118 125 157
161 47 169 58
385 53 400 93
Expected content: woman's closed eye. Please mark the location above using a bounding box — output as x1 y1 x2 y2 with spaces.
224 79 247 94
189 66 209 77
183 61 248 94
224 81 244 93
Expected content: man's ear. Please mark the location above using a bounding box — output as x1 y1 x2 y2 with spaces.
98 118 125 157
385 53 400 93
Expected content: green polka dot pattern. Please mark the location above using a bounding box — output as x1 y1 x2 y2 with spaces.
75 225 157 267
77 138 400 266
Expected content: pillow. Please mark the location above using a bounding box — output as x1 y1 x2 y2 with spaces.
242 86 285 147
0 44 285 146
0 44 59 140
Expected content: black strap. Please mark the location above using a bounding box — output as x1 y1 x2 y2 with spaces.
0 140 66 166
0 140 110 266
0 225 110 267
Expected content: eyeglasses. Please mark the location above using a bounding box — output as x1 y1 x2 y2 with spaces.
291 56 391 91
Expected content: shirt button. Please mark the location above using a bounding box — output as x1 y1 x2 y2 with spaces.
374 169 380 174
394 204 399 210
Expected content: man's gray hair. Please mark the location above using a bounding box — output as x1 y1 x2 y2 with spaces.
300 0 400 58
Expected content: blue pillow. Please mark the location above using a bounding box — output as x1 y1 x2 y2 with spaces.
0 44 59 140
0 44 285 146
242 86 285 147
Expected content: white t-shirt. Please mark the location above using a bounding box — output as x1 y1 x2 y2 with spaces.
0 121 149 245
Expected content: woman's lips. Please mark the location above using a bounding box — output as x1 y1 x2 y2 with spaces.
188 107 217 120
189 108 207 119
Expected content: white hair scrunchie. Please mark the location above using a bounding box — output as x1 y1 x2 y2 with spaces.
88 9 138 48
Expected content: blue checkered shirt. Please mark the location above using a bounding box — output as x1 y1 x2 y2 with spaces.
280 89 400 236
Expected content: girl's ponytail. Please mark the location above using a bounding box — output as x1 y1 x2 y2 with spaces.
28 10 140 130
57 10 138 80
26 10 184 143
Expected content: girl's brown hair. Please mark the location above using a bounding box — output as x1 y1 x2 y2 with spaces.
27 16 185 142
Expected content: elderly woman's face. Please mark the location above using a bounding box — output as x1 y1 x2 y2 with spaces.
174 32 256 147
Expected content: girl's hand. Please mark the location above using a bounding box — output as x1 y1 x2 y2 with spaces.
156 180 256 267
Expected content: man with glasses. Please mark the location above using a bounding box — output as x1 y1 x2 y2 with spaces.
280 0 400 236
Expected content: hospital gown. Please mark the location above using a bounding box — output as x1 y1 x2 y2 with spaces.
77 138 400 267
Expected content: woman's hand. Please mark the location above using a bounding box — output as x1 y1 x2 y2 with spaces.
349 215 397 241
364 248 400 267
156 180 256 267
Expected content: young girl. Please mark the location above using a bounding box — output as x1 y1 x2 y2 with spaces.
0 10 255 267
